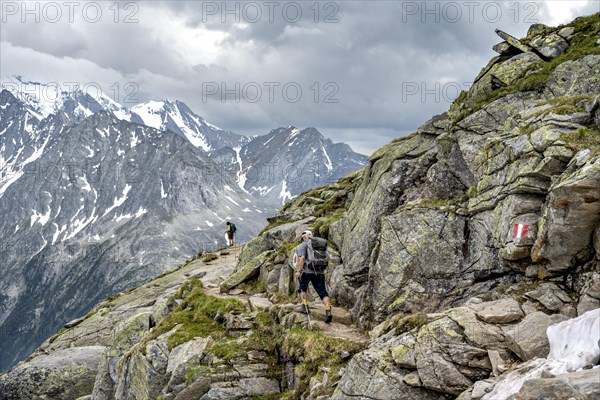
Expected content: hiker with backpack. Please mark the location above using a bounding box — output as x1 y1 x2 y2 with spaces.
294 230 333 323
226 221 237 246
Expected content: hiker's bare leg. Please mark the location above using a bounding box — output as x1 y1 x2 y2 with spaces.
323 296 331 308
300 291 307 302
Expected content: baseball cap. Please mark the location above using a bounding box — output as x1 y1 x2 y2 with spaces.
301 230 312 238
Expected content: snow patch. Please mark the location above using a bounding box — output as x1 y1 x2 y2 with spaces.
279 180 293 203
85 145 95 157
322 146 333 171
224 195 240 206
102 185 131 217
30 207 51 227
160 179 168 198
483 309 600 400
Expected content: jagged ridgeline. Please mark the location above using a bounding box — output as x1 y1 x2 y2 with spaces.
2 14 600 400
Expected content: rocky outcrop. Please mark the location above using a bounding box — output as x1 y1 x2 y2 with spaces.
241 14 600 399
532 151 600 271
0 347 105 400
0 250 366 400
2 14 600 400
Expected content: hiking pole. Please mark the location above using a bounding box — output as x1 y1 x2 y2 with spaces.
304 301 311 323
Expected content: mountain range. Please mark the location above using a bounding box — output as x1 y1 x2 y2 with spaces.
0 76 366 371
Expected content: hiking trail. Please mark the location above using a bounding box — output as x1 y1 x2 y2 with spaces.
201 245 369 345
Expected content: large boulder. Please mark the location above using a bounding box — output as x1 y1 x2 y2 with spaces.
369 209 467 320
469 52 542 99
529 33 569 58
544 55 600 97
0 346 105 400
513 368 600 400
331 332 442 400
505 312 569 361
341 133 437 284
92 312 155 399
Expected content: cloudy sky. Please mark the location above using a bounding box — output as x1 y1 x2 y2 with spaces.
1 1 598 155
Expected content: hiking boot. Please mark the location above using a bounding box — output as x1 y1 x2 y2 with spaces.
296 304 311 314
325 308 333 324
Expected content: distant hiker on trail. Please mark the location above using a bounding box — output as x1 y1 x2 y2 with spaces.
226 221 237 246
294 230 333 323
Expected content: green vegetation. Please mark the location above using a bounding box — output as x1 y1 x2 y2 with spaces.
378 312 429 338
561 127 600 156
237 279 267 295
311 207 346 238
396 313 428 333
202 253 219 263
275 241 298 257
280 328 365 398
149 279 246 350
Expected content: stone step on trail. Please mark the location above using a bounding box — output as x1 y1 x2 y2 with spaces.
305 302 353 326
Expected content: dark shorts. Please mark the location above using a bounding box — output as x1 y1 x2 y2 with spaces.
299 272 329 299
227 231 234 239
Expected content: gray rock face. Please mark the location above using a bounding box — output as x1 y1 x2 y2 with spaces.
530 33 569 58
370 209 467 319
330 334 442 400
532 152 600 271
474 298 524 324
199 377 280 399
513 368 600 400
0 89 271 371
505 312 569 361
0 346 105 400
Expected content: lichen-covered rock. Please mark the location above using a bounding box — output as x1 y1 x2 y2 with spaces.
199 377 280 399
470 52 542 99
532 152 600 271
369 209 467 319
92 312 155 399
220 250 270 291
523 283 573 313
166 337 213 391
341 132 437 285
0 346 105 400
530 33 569 58
544 55 600 97
330 332 442 400
413 317 483 395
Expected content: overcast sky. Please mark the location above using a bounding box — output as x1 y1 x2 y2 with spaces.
1 1 598 155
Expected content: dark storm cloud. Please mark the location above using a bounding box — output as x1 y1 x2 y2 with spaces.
1 1 598 155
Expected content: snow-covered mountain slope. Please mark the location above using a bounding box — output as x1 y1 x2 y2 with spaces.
1 78 366 205
130 99 249 152
0 89 271 371
0 76 129 124
211 126 368 206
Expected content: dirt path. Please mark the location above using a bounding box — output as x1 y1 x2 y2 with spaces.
197 246 369 345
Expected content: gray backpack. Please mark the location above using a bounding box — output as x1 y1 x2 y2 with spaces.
307 237 328 273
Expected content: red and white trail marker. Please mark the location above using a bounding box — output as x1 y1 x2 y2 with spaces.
513 224 529 239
